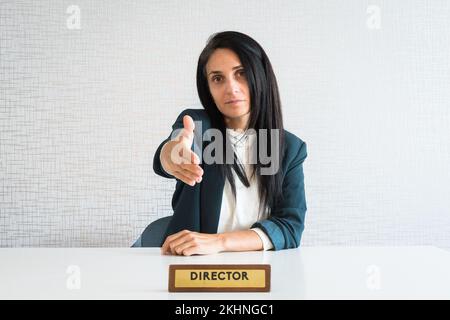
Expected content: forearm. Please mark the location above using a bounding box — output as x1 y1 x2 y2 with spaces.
159 140 173 176
153 138 173 178
219 230 264 252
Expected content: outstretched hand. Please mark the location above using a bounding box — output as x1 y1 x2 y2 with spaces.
160 115 204 186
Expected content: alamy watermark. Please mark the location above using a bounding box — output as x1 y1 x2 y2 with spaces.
170 121 281 176
366 264 382 290
366 5 381 30
66 265 81 290
66 5 81 30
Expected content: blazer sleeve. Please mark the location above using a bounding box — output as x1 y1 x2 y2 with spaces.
152 109 199 179
251 140 308 250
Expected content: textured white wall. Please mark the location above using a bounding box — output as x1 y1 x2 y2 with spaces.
1 1 449 248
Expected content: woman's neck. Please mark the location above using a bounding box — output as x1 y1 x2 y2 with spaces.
224 112 250 131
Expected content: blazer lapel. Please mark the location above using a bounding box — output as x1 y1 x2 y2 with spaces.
200 161 225 234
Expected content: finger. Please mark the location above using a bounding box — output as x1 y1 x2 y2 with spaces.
181 244 198 256
173 170 196 186
166 230 190 244
177 128 194 145
161 230 190 253
179 148 200 165
161 237 173 254
170 234 196 255
170 144 193 165
161 246 172 255
179 163 203 176
174 240 198 256
170 236 186 255
175 115 195 146
177 167 202 183
183 115 195 133
190 150 200 165
161 240 170 254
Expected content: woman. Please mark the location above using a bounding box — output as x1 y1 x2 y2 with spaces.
135 31 307 255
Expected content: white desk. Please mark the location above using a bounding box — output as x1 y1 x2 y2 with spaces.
1 246 450 299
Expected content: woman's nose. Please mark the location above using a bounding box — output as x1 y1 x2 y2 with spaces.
225 78 240 94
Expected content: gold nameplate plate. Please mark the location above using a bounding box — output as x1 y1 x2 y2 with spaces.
168 264 271 292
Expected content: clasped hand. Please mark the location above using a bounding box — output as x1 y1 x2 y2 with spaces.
161 230 225 256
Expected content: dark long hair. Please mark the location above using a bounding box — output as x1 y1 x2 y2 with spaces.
196 31 285 213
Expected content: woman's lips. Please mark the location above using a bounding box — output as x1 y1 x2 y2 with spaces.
225 99 245 104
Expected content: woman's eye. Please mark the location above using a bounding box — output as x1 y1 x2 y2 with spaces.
211 71 244 83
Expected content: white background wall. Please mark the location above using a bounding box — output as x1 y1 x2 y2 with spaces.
1 0 449 249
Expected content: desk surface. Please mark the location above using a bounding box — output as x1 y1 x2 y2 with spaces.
1 246 450 299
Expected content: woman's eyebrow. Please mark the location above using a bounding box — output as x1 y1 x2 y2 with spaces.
208 65 243 76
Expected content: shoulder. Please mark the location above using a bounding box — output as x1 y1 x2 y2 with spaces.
175 108 210 123
174 108 212 132
282 129 307 171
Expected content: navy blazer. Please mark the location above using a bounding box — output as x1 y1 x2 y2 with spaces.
146 109 308 250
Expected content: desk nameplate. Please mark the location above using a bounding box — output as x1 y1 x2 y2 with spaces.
168 264 271 292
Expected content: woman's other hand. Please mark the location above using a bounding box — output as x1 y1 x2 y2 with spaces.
161 230 225 256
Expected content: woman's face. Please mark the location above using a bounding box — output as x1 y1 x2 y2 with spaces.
205 48 251 124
